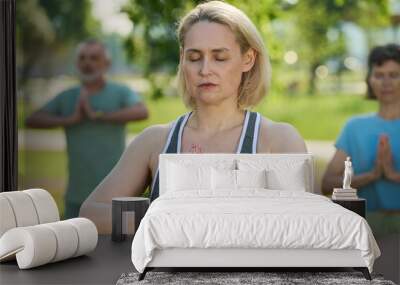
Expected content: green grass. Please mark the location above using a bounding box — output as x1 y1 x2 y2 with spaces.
19 150 67 178
255 93 378 140
18 75 378 140
18 150 67 218
125 93 378 140
19 93 378 140
126 95 188 133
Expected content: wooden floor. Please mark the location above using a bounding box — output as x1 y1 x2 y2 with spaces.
373 234 400 284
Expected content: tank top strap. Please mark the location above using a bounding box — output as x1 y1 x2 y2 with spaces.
166 112 191 153
239 111 261 154
150 112 191 202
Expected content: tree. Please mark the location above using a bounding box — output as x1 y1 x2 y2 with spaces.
16 0 99 88
122 0 196 99
122 0 282 100
289 0 390 95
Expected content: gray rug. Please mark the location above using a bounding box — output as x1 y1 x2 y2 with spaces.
116 271 396 285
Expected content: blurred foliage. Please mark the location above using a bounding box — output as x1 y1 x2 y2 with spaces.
38 0 98 42
122 0 283 99
122 0 198 99
16 0 99 87
16 0 393 99
286 0 390 94
122 0 392 98
122 0 194 74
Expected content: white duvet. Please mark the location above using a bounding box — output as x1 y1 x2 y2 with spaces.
131 190 380 273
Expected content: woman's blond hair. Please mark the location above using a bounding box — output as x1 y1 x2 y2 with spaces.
177 1 271 110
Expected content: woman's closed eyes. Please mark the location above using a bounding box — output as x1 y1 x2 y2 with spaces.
186 51 230 62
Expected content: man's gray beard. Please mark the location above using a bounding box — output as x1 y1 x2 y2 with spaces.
78 71 103 83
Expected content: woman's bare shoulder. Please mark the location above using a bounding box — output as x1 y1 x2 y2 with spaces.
141 123 173 141
128 123 173 153
258 116 307 153
126 122 175 172
260 116 299 137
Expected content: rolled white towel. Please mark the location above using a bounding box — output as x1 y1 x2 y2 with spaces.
66 218 98 257
42 221 79 262
0 191 39 227
0 226 57 269
23 189 59 224
0 189 59 238
0 218 98 269
0 196 17 237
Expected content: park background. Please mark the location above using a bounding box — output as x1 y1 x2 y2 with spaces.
17 0 400 218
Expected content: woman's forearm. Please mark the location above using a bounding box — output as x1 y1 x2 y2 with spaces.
79 201 112 234
351 171 380 189
387 170 400 183
322 170 379 194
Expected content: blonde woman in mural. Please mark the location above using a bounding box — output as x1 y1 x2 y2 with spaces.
80 1 306 233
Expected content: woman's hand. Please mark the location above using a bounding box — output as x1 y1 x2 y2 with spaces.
371 135 385 180
380 135 400 183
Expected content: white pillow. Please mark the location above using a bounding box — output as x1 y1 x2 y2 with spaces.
212 168 236 190
211 168 267 190
166 162 212 191
237 159 308 191
266 167 306 191
236 169 267 189
165 159 236 193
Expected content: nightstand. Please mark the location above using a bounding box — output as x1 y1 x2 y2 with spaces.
332 198 366 218
112 197 150 242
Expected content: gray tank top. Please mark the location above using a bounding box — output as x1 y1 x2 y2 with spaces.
150 110 261 201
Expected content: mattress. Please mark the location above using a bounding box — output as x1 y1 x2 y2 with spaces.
131 190 380 273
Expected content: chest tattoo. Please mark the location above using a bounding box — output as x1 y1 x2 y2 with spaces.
190 143 203 153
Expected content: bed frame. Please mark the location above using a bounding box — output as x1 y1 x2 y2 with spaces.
138 154 372 281
138 248 371 280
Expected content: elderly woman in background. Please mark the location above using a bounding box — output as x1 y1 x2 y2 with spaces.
322 43 400 235
80 1 307 234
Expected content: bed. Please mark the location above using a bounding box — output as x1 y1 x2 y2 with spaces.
131 154 380 281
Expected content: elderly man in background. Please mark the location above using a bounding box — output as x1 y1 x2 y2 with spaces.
25 39 149 218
